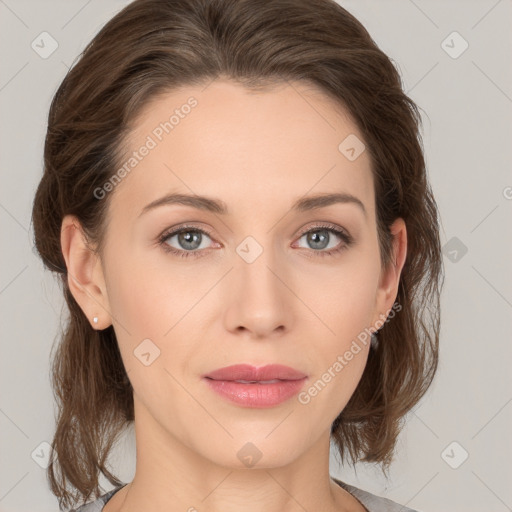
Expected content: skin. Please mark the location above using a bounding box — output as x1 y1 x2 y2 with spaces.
60 78 407 512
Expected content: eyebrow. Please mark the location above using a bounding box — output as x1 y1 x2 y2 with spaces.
138 191 367 218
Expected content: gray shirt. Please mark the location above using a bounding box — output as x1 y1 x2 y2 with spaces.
70 478 419 512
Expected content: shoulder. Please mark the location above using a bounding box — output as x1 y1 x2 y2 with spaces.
332 477 420 512
68 485 127 512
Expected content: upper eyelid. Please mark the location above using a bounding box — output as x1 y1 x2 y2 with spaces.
160 222 351 244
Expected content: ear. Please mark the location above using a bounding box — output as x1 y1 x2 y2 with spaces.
371 217 407 330
60 214 112 330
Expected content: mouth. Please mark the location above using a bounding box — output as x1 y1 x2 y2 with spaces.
202 364 308 408
203 363 307 382
203 377 307 408
217 379 282 384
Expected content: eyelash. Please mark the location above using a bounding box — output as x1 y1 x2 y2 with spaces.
157 222 354 259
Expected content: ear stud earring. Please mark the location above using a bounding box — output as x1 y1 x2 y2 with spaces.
93 316 98 324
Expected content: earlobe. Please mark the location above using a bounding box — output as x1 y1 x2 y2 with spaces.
60 215 111 330
373 218 407 327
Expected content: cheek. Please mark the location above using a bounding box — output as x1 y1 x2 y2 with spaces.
301 254 379 398
307 251 381 337
298 276 375 417
103 246 206 375
103 238 182 334
107 266 169 337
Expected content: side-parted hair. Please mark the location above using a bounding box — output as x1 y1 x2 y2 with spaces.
31 0 444 509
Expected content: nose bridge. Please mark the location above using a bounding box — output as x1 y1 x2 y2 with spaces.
236 233 282 299
226 232 292 335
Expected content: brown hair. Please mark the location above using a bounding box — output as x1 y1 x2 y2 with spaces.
31 0 444 509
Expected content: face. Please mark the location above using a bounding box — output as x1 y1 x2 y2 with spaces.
63 78 406 471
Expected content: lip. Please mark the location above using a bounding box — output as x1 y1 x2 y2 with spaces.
203 364 307 381
202 364 308 408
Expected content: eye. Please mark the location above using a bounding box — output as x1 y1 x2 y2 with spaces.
157 222 354 259
293 223 354 258
158 225 215 258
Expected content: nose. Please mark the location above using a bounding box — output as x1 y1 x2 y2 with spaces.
223 243 294 339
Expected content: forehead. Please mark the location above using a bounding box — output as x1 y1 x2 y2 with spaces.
110 78 375 222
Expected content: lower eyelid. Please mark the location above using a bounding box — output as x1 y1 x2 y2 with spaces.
159 225 352 256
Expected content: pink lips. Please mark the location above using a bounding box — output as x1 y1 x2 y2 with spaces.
202 364 308 408
204 363 307 381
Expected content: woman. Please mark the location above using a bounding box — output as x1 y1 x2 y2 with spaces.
31 0 444 510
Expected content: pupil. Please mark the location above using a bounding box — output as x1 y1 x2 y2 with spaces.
180 231 200 250
309 230 328 249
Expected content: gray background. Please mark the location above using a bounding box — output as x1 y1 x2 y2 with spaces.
1 0 511 511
